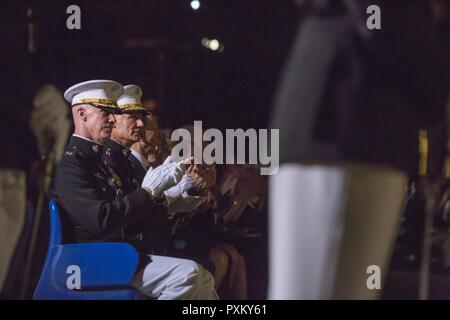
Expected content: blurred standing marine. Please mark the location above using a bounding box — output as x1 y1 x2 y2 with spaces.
0 3 70 294
269 0 449 299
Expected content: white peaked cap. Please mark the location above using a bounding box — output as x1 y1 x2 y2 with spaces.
64 80 124 111
117 84 149 113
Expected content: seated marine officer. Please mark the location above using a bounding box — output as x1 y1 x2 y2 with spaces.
54 80 218 299
103 84 148 191
102 84 211 253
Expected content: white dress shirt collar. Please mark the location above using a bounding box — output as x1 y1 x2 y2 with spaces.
131 149 149 170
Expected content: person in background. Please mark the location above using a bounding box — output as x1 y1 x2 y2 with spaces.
269 0 449 299
0 2 71 295
167 124 249 299
130 112 165 172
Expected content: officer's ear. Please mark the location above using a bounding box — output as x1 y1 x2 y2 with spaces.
74 105 88 121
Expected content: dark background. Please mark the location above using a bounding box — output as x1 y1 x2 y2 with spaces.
1 0 300 299
20 0 299 130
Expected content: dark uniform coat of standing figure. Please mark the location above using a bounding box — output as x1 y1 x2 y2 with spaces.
272 0 449 174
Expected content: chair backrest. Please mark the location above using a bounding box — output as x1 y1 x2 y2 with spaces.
34 200 139 300
48 200 62 247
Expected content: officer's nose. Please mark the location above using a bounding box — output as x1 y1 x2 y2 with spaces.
136 118 144 128
109 113 116 124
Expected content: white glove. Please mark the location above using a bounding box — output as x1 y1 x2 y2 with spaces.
141 157 185 197
167 192 206 216
30 84 71 162
164 175 196 206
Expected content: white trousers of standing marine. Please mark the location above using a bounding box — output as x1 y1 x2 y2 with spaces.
268 163 407 300
133 255 219 300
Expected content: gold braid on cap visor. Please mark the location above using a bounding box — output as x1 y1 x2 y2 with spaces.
80 98 119 108
118 103 147 112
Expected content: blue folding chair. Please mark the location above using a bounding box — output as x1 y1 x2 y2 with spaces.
34 200 140 300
